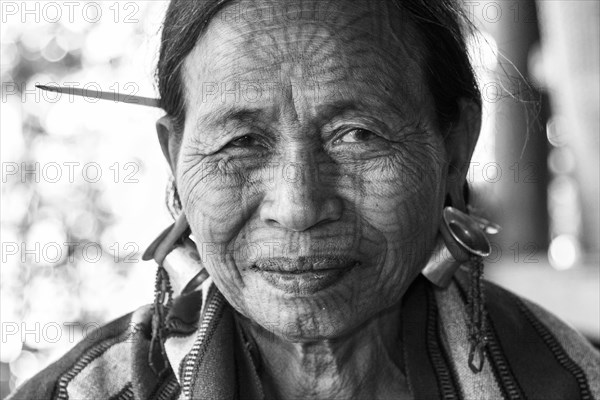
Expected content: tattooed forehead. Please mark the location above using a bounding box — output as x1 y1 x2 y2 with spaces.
186 0 423 74
181 0 432 122
211 0 415 41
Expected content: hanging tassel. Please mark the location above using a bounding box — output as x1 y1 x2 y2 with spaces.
149 265 174 377
143 213 190 377
466 255 487 373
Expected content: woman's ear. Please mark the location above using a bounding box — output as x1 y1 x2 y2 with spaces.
444 99 482 211
156 115 181 174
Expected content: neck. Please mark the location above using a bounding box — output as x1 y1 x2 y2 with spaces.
238 304 410 400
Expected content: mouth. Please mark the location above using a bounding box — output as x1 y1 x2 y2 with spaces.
250 256 361 295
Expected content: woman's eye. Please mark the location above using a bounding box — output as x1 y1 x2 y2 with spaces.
334 129 378 144
228 135 260 148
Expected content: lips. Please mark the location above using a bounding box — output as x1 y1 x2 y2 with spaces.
250 256 360 294
253 256 358 273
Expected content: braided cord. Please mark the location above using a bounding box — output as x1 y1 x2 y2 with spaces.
466 255 487 373
149 265 174 377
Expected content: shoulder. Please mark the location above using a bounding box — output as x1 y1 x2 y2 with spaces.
8 307 151 400
437 273 600 399
489 282 600 396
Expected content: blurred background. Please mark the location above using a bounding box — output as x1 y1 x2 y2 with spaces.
0 1 598 397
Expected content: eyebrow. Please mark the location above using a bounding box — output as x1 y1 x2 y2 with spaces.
324 101 433 139
315 98 414 123
315 101 365 119
194 99 421 134
316 100 418 128
196 108 266 130
194 101 361 132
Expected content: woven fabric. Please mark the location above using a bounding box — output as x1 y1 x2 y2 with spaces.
8 276 600 400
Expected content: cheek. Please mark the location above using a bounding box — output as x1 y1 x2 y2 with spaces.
177 148 261 244
351 141 447 289
175 142 267 309
347 141 447 236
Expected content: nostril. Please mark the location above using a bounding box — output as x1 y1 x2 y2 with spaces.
259 195 343 232
264 217 281 228
258 171 343 231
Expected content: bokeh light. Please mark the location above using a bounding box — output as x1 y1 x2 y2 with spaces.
549 234 581 270
1 2 170 395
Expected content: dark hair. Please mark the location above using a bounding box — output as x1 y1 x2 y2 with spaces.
157 0 481 135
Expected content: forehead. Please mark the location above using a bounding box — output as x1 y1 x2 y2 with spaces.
181 0 433 122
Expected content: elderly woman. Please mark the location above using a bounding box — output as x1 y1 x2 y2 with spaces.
10 0 599 399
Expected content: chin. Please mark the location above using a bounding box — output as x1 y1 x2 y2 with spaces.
233 271 395 342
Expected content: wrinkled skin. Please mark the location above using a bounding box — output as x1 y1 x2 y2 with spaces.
157 0 479 398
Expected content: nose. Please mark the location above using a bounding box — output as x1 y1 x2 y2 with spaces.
259 157 343 232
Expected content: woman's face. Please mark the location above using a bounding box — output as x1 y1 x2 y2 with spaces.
174 0 450 340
